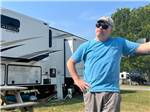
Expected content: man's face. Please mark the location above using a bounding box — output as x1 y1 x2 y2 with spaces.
95 21 112 40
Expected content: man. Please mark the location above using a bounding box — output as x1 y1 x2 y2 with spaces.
67 16 150 112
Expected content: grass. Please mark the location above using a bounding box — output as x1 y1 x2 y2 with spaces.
34 90 150 112
1 88 150 112
120 90 150 112
35 96 84 112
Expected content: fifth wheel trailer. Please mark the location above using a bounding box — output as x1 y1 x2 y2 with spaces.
42 27 87 98
0 8 86 100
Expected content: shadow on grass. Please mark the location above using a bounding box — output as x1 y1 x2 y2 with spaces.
37 95 84 108
120 90 137 94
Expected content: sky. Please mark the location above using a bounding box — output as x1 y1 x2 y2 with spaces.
1 0 150 40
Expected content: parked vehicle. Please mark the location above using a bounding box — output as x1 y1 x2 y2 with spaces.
0 8 86 100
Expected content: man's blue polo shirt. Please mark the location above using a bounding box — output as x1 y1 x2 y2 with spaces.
71 37 139 92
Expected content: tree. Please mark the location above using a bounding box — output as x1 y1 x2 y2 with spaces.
111 4 150 81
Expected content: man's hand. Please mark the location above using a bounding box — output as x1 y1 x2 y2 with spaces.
74 78 90 92
67 58 90 92
136 42 150 54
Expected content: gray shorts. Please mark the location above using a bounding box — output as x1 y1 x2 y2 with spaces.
83 92 121 112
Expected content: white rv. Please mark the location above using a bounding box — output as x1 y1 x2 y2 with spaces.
0 8 87 99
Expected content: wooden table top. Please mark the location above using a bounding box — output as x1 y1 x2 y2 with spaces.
0 86 27 91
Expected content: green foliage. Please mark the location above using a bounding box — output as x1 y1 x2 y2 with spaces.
111 4 150 80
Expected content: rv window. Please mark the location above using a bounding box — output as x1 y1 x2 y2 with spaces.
1 15 20 32
49 30 52 47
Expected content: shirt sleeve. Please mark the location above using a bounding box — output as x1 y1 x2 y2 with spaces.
71 42 88 63
122 38 140 56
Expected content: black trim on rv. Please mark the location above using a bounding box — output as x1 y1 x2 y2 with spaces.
0 44 24 52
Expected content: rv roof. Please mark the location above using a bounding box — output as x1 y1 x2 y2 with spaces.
49 27 87 41
1 8 87 41
1 8 48 26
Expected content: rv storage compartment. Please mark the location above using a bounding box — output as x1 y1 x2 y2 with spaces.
7 64 42 85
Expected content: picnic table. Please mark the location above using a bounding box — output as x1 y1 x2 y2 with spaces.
0 86 38 112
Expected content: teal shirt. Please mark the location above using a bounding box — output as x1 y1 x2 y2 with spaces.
71 37 140 92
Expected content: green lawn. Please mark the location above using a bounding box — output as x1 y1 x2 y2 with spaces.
2 90 150 112
34 90 150 112
35 96 84 112
120 90 150 112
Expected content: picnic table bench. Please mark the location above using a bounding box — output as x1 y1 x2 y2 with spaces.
0 86 38 112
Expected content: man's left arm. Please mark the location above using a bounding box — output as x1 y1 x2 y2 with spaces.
136 42 150 54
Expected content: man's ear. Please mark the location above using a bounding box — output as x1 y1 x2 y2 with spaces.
109 28 113 33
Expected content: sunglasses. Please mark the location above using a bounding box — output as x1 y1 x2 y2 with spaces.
96 22 109 30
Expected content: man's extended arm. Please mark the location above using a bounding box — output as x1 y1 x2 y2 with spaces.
136 42 150 54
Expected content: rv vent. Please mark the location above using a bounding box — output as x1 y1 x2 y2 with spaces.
43 22 48 25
